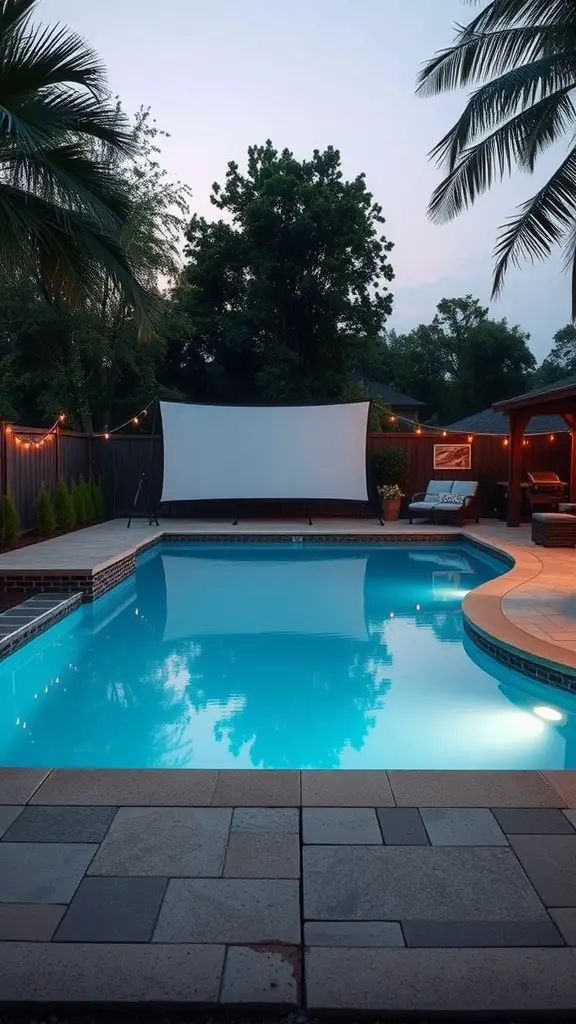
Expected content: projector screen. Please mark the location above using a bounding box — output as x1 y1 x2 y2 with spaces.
159 401 370 503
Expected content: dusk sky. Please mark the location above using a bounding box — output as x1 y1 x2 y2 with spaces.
42 0 568 360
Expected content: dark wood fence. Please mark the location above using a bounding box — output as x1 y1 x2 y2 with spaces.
0 423 571 528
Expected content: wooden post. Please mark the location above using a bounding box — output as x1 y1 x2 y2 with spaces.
561 414 576 502
0 422 7 500
55 425 60 484
507 411 530 527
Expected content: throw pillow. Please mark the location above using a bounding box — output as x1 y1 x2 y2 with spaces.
439 492 463 504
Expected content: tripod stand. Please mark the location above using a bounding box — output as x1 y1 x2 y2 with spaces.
127 472 159 529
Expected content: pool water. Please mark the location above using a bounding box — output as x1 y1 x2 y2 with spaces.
2 542 576 770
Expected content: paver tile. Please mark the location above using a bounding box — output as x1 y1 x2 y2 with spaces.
88 807 231 877
0 806 23 839
212 771 299 806
420 808 507 846
31 769 218 806
54 877 167 942
305 947 576 1012
153 878 300 943
493 808 575 835
388 771 562 807
0 843 97 903
231 808 299 833
304 921 404 947
224 832 300 877
402 920 563 947
0 905 65 941
0 770 49 805
301 771 394 807
549 908 576 944
3 805 116 843
542 771 576 806
509 834 576 905
377 807 429 845
302 808 381 845
220 946 299 1005
303 845 547 921
0 942 225 1001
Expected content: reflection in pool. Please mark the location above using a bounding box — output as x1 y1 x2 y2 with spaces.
1 542 575 769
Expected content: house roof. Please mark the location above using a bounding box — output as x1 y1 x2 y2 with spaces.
445 408 568 435
493 374 576 413
350 373 424 407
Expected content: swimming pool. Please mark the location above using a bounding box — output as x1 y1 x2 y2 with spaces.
1 541 575 770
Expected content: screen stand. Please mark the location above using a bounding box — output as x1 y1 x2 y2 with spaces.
232 508 239 526
306 503 313 526
127 472 159 529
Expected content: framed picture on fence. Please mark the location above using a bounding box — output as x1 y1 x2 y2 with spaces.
433 443 472 471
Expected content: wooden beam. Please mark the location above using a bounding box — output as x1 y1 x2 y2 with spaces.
507 411 530 527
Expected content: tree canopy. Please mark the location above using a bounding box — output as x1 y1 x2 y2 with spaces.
0 0 153 322
417 0 576 316
164 141 395 403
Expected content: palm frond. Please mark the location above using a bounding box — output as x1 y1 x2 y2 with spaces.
1 143 133 227
463 0 576 35
492 144 576 297
416 24 571 96
430 55 576 170
0 0 37 38
428 88 576 221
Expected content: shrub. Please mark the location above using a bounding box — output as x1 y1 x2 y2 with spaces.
34 485 56 537
89 477 105 520
80 476 95 522
371 446 409 488
0 492 20 548
70 479 86 524
55 479 76 531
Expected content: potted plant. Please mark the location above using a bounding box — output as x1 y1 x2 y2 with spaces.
378 483 404 521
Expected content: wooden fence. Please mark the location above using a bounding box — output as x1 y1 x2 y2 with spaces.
0 424 571 528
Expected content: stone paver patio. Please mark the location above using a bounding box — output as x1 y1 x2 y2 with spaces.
0 768 575 1013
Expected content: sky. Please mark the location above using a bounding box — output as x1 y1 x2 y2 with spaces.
40 0 570 361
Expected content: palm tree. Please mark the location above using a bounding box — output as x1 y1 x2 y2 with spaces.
0 0 150 321
417 0 576 315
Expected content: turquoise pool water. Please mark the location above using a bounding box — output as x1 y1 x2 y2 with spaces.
1 541 576 770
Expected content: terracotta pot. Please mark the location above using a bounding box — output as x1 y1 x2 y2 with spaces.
381 496 402 521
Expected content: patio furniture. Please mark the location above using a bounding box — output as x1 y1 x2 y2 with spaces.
532 512 576 547
408 481 453 524
408 481 479 525
432 481 480 525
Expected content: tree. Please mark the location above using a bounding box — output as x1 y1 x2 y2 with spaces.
538 323 576 385
168 141 394 401
417 0 576 314
0 0 150 319
0 104 190 429
387 295 536 422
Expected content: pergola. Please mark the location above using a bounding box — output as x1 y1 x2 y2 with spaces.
493 375 576 527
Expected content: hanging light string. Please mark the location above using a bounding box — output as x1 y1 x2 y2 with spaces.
94 399 157 440
4 400 157 449
7 414 65 450
372 403 567 442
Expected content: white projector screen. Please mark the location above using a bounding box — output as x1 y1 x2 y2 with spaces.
159 401 370 503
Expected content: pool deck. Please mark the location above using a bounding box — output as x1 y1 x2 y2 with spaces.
1 517 576 1014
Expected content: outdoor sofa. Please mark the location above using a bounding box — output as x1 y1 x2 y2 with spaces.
408 480 480 525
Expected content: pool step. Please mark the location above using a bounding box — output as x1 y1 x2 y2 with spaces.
0 593 82 661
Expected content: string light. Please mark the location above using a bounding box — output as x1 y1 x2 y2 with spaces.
372 403 571 440
503 438 509 447
550 434 555 442
467 435 474 443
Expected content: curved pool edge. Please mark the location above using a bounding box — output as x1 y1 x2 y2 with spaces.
461 527 576 692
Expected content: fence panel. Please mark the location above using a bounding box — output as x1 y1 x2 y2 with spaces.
0 423 572 528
